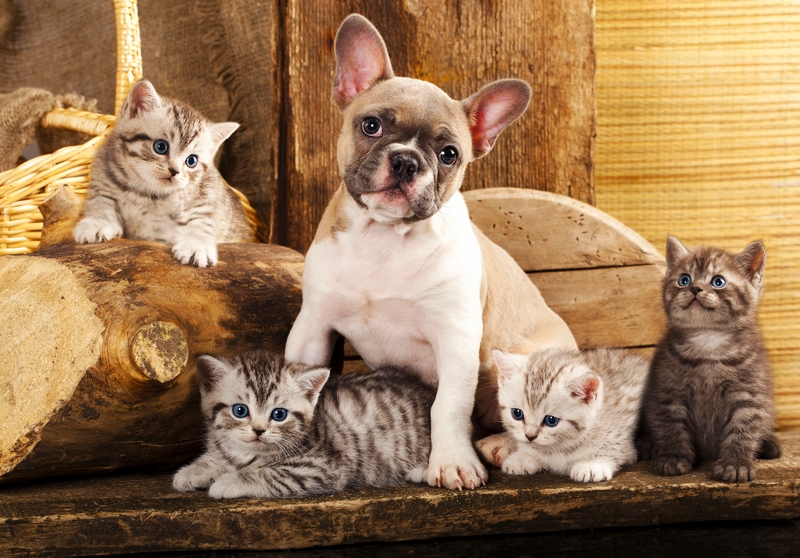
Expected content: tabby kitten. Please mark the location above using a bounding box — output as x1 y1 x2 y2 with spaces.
73 79 254 267
643 236 781 483
173 350 435 499
476 348 649 483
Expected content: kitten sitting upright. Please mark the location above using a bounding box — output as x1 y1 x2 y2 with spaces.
173 350 434 499
643 236 781 483
476 348 649 483
73 79 254 267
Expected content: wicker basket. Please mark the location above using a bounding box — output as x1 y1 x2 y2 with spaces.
0 0 262 256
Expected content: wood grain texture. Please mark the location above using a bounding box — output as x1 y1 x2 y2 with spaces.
2 432 798 556
273 0 596 253
0 190 304 482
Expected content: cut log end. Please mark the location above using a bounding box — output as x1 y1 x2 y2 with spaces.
130 322 189 383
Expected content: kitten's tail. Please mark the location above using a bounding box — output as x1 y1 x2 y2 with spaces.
757 432 782 460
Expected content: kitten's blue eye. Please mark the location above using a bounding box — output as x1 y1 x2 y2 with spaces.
678 274 691 287
185 154 198 168
153 139 169 155
511 408 524 421
711 275 727 289
271 408 288 422
543 415 560 427
231 404 249 419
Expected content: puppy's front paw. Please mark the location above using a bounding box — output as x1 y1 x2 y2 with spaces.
73 217 123 244
426 448 488 490
172 239 218 268
570 461 615 483
475 433 517 468
501 451 542 476
172 462 214 492
208 472 255 499
653 455 693 476
712 459 755 483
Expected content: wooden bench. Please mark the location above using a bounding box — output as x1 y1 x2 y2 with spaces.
3 187 798 556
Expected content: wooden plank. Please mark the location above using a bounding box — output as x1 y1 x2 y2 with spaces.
2 432 798 556
465 188 665 272
274 0 596 253
531 264 667 349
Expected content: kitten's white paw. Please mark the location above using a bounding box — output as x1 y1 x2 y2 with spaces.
208 472 256 499
475 433 518 468
570 461 616 483
501 450 543 476
172 239 218 267
172 462 214 492
426 447 488 490
406 466 427 484
73 217 123 244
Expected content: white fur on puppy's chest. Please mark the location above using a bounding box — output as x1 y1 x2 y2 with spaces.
300 193 484 385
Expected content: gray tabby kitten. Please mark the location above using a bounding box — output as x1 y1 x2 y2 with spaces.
173 350 434 499
643 236 781 483
476 348 649 482
73 79 254 267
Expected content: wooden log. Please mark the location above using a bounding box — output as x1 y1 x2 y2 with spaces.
273 0 596 253
0 188 304 481
1 432 798 555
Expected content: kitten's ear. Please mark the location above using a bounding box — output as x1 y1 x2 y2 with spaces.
493 350 528 386
736 240 767 283
332 14 394 110
569 373 601 405
296 367 331 405
208 122 240 150
195 355 229 392
665 235 689 273
120 80 162 120
461 80 532 159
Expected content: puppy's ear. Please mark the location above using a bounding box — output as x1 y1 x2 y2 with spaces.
332 14 394 110
461 79 531 159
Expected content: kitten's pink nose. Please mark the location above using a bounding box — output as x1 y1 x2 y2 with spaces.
526 433 537 442
169 167 179 177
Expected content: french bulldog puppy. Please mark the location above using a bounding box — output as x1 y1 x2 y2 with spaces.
285 14 577 490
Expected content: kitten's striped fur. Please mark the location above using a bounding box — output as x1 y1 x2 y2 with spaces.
476 348 648 483
643 236 781 483
173 350 434 499
73 79 254 267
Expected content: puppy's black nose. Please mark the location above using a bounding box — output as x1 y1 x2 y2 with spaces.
169 167 179 177
391 153 418 181
690 286 701 295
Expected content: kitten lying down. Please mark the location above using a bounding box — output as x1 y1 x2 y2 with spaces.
174 350 434 499
476 348 649 483
74 79 254 267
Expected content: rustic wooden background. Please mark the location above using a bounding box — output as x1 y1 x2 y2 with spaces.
0 0 595 254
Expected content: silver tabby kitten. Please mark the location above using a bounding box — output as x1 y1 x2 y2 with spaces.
476 348 649 483
73 79 254 267
173 350 434 499
643 236 781 483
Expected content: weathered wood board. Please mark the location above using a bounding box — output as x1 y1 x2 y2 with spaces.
2 432 798 556
273 0 596 253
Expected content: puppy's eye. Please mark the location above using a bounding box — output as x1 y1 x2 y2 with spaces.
711 275 727 289
361 117 382 137
678 273 691 287
439 146 458 166
153 139 169 155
